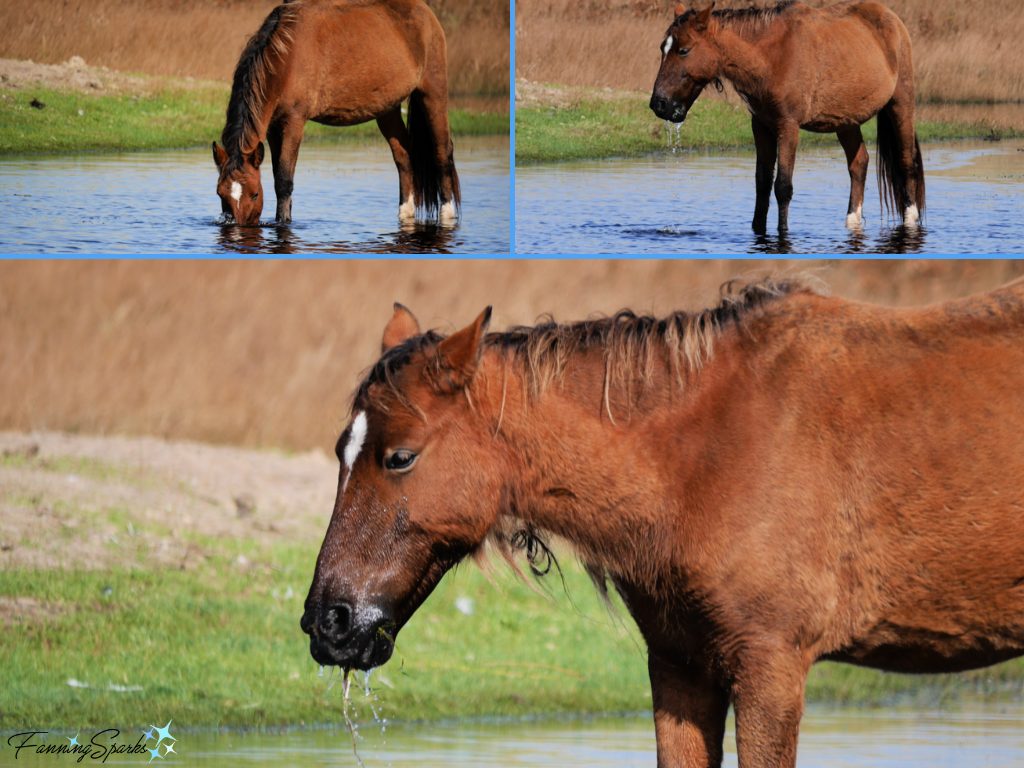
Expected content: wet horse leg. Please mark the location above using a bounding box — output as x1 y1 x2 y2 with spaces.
267 114 304 224
837 126 869 228
732 646 809 768
415 61 458 223
649 655 730 768
376 106 416 222
751 117 777 234
773 123 800 233
883 97 920 227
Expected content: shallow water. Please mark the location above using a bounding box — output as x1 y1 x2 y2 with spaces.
7 704 1022 767
514 140 1024 254
0 135 510 254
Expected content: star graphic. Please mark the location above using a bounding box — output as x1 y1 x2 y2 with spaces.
147 746 164 762
153 720 175 744
67 734 80 747
162 742 177 756
142 727 157 742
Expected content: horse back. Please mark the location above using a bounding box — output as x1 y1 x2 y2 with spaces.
281 0 445 125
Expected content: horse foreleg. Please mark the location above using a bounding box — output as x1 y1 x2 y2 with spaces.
774 123 800 233
377 106 416 223
649 655 730 768
267 114 304 224
837 126 869 229
751 118 777 234
732 647 809 768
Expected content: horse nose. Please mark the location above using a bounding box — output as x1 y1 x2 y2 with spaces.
321 602 354 644
650 95 669 118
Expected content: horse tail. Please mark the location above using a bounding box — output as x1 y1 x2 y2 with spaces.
407 91 461 218
876 108 925 222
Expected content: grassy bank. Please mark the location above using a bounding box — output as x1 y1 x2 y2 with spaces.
515 87 1024 164
0 84 509 156
4 540 1024 731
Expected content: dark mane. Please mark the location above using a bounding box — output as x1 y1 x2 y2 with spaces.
354 278 817 412
220 2 299 171
674 0 796 34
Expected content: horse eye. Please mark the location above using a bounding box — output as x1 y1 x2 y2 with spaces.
681 47 691 56
251 192 259 200
385 450 418 472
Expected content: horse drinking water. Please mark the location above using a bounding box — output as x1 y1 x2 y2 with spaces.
303 279 1024 768
212 0 460 227
650 1 925 233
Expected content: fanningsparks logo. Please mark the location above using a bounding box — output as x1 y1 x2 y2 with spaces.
7 721 177 763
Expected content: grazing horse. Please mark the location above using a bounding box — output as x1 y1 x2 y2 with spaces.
212 0 460 227
303 279 1024 768
650 1 925 233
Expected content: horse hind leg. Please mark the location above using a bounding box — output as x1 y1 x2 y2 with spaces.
377 106 416 223
876 53 925 227
837 126 869 229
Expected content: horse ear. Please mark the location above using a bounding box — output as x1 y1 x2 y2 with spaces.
212 141 228 169
382 303 422 353
250 142 265 169
674 2 686 16
696 1 714 27
435 307 492 389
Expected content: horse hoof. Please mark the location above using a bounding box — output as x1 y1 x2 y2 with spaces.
398 194 415 222
846 206 863 229
439 201 456 225
903 205 919 227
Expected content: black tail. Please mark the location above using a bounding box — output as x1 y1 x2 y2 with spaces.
407 92 461 219
876 108 925 222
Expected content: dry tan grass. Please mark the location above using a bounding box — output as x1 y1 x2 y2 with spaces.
515 0 1024 104
2 260 1023 452
0 0 509 99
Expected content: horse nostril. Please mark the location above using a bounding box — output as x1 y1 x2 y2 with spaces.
322 603 353 643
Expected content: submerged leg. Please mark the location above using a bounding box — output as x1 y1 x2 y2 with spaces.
376 106 416 223
774 123 800 233
751 117 777 234
732 646 809 768
837 126 869 229
267 114 304 225
649 654 731 768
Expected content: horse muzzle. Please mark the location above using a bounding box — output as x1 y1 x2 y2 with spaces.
301 600 396 670
650 95 688 123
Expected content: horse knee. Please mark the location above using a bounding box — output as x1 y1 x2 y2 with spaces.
275 177 294 200
774 175 793 205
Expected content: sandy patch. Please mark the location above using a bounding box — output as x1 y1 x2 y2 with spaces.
0 56 213 97
0 431 339 570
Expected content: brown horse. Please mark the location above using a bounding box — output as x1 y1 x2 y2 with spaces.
650 1 925 234
212 0 460 227
303 279 1024 767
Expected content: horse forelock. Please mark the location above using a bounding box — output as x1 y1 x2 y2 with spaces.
221 2 301 171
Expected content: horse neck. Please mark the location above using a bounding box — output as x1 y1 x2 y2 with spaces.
476 343 735 581
711 22 775 96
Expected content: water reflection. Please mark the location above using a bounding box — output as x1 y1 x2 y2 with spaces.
214 220 467 254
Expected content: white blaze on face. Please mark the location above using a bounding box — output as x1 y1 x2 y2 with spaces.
662 36 673 57
340 411 368 496
230 181 242 202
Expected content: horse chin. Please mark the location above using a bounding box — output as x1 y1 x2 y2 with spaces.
308 630 395 671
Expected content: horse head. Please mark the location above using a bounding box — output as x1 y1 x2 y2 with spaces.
650 2 719 123
212 141 265 226
301 304 501 671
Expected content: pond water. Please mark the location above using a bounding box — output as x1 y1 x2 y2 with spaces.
7 703 1021 767
0 135 510 254
514 140 1024 254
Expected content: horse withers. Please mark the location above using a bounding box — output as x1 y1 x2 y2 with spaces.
212 0 460 227
651 0 925 233
303 280 1024 767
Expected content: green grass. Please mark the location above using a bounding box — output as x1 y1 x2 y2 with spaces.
3 538 1023 733
0 84 509 156
515 89 1024 163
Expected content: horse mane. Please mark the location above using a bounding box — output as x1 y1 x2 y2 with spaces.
220 2 301 170
676 0 796 35
353 277 818 414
